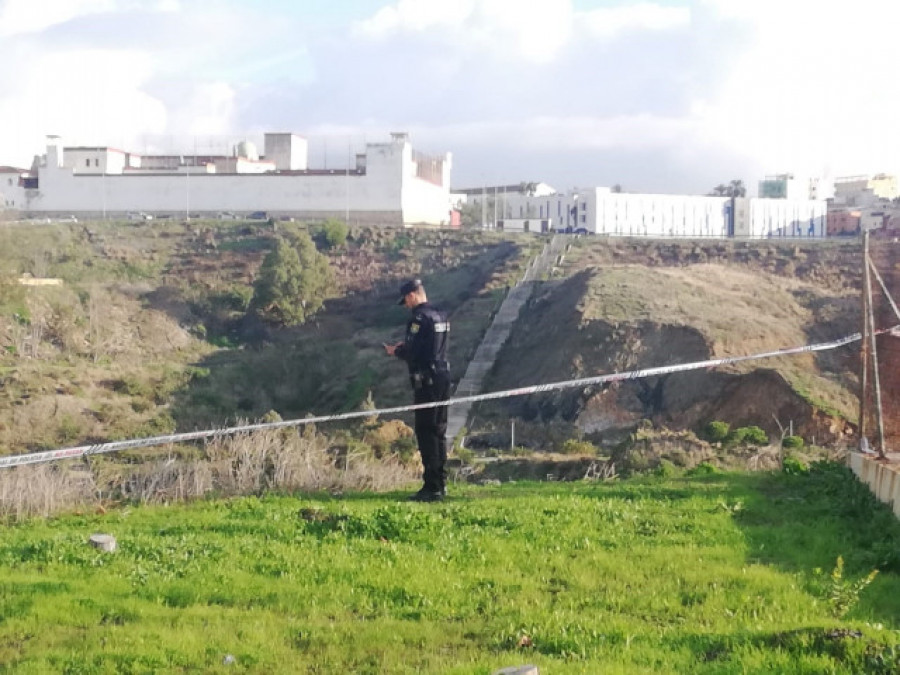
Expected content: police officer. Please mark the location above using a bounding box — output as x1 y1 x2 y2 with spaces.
384 278 450 502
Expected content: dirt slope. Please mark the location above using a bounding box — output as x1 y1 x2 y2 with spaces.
476 238 867 448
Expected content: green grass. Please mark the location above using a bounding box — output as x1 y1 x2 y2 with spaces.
1 463 899 673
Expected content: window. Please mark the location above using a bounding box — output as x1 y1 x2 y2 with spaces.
581 201 586 211
581 214 586 223
95 159 100 167
85 159 90 167
6 179 11 186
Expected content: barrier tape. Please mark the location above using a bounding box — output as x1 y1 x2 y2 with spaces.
0 327 894 470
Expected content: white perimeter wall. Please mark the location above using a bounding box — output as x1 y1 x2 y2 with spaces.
22 138 452 225
748 199 827 238
27 168 402 216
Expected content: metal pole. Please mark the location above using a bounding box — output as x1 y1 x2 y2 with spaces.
510 420 515 451
866 253 887 457
481 185 486 229
493 186 497 228
859 229 870 447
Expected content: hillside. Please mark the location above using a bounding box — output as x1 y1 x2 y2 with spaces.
1 223 895 464
474 238 872 452
0 220 539 455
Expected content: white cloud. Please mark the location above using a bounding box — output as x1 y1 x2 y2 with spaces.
357 0 475 35
417 114 696 152
356 0 691 64
0 48 166 162
0 0 116 37
356 0 575 63
579 3 691 40
697 0 900 179
184 83 237 137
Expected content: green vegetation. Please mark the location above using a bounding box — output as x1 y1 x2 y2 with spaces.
1 463 900 672
704 421 731 443
0 220 533 453
783 435 805 449
313 218 349 250
728 425 769 446
250 233 331 326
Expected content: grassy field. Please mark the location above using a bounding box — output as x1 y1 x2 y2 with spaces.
1 462 899 673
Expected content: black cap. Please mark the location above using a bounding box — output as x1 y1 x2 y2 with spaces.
397 278 422 304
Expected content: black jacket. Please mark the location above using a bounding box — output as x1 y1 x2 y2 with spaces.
394 302 449 375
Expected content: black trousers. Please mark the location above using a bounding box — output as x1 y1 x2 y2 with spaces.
413 372 450 492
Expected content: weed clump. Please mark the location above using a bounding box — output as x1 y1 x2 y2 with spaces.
704 420 730 442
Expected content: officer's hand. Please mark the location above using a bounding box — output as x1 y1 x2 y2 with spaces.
383 343 397 356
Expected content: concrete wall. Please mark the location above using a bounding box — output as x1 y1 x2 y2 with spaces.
593 193 729 237
747 198 827 238
25 171 401 215
849 452 900 518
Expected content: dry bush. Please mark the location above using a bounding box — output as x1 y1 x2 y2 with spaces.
114 455 214 503
0 427 420 520
201 426 418 494
0 464 98 520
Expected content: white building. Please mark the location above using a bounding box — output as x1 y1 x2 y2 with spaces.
833 173 898 207
0 166 28 211
468 185 827 238
8 132 452 226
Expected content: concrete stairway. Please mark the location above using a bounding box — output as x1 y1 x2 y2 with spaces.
447 235 566 443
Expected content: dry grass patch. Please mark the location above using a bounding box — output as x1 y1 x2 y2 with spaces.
0 427 419 521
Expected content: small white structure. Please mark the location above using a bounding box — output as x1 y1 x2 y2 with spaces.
0 166 28 210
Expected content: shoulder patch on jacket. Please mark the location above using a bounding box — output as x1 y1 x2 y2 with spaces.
409 322 420 334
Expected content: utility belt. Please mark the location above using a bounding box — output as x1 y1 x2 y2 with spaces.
410 360 450 389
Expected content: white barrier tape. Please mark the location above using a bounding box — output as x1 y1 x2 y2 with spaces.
0 327 890 470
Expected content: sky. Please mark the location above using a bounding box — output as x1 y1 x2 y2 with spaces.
0 0 898 196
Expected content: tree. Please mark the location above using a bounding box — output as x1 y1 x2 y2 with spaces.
518 181 539 197
611 184 623 193
708 180 746 198
729 179 747 197
250 232 332 326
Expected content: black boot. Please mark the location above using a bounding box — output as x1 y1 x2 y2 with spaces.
408 487 444 502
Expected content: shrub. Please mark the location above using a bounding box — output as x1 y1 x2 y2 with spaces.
454 445 475 464
654 460 681 478
782 435 805 449
782 455 809 475
729 425 768 446
559 439 598 455
703 420 730 442
819 556 879 618
364 420 415 459
687 462 721 476
319 219 348 250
